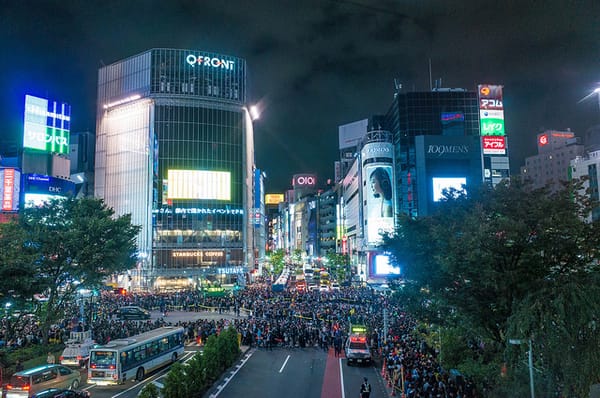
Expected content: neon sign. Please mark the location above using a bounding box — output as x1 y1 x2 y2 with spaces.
23 95 71 155
186 54 235 71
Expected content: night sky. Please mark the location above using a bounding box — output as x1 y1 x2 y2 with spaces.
1 0 599 192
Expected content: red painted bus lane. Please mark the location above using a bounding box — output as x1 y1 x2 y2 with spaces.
321 348 344 398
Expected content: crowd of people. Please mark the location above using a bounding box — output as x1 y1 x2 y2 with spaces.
0 276 477 397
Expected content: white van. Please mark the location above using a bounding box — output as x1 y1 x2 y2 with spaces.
59 331 95 368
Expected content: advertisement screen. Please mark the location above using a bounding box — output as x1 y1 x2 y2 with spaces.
432 177 466 202
482 136 506 155
364 164 394 244
369 252 401 276
0 168 21 212
167 170 231 200
23 95 71 154
479 110 505 136
265 194 284 205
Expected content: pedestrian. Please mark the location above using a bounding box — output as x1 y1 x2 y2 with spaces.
46 351 56 364
15 359 24 372
360 377 371 398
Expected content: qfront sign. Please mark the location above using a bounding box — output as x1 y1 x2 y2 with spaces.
23 95 71 155
186 54 235 71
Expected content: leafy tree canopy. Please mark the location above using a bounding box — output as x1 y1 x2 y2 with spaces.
3 197 140 340
383 177 600 395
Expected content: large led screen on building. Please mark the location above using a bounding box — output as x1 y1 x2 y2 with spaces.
22 173 75 208
432 177 466 202
369 252 401 277
23 95 71 154
167 170 231 200
0 168 21 212
364 163 394 245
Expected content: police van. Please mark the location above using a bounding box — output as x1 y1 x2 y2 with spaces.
345 325 372 366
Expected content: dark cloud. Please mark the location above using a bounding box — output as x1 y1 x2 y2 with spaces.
1 0 599 191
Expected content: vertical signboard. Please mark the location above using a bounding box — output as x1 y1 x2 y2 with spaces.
478 85 505 137
361 141 394 245
23 95 71 155
1 168 21 212
478 84 506 154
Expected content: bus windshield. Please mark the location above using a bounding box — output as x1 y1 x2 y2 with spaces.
90 350 117 367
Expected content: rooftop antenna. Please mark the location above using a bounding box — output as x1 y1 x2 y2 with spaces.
394 78 402 92
429 58 433 91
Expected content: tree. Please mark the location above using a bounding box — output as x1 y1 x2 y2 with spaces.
383 177 600 395
161 362 189 398
138 382 160 398
17 197 140 342
268 249 286 276
325 252 349 282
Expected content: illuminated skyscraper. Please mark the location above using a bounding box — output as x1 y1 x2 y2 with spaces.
95 48 254 290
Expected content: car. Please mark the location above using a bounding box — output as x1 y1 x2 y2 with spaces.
319 284 330 292
330 283 341 291
32 388 90 398
6 365 81 398
115 306 151 320
345 334 372 366
60 336 95 368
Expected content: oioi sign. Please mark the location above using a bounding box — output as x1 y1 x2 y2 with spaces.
23 95 71 155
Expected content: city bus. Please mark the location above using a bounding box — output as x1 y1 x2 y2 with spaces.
87 326 184 385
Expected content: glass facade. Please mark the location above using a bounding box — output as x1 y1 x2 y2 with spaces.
96 49 251 290
385 90 480 218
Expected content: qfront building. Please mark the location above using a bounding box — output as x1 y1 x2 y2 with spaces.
95 48 255 291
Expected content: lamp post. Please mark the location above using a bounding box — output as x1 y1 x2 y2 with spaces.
509 338 535 398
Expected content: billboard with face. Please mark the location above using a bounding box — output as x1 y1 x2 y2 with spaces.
361 141 394 245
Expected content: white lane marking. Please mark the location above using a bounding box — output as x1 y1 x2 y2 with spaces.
210 349 255 398
339 357 345 398
279 354 291 373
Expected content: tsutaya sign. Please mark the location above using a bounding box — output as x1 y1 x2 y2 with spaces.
186 54 235 71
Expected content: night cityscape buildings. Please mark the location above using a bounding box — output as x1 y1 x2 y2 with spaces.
1 48 600 289
94 48 254 291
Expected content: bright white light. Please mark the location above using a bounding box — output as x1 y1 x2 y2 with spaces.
103 94 142 109
249 105 260 121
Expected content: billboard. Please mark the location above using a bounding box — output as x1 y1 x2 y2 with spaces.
0 168 21 212
292 174 317 187
167 170 231 200
265 194 284 205
432 177 466 202
23 95 71 154
22 173 75 207
368 252 401 277
482 136 506 155
478 84 505 136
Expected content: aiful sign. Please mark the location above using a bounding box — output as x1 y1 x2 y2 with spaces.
186 54 235 71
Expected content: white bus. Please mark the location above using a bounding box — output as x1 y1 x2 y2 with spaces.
88 326 185 385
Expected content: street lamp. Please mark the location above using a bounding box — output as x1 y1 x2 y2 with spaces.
509 338 535 398
578 86 600 115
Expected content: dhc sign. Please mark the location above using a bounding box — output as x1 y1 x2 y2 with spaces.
186 54 235 71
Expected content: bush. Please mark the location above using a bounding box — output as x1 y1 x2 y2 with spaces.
162 326 242 396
